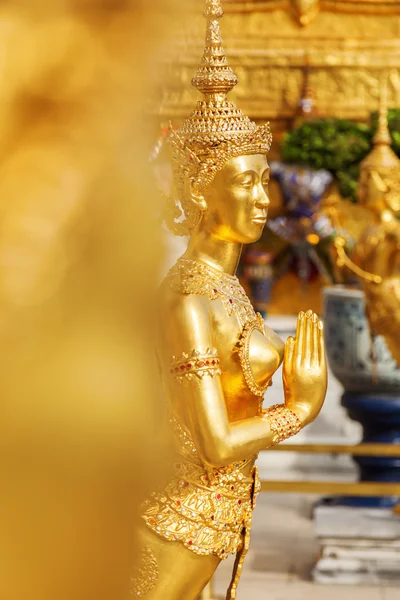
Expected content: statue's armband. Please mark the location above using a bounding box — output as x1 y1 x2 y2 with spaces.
170 348 221 383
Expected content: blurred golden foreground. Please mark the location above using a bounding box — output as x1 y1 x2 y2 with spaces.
0 2 187 599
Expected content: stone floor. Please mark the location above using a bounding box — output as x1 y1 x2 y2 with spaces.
212 494 399 600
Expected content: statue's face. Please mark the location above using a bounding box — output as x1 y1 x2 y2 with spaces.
358 169 382 211
358 168 400 217
201 154 270 244
383 174 400 216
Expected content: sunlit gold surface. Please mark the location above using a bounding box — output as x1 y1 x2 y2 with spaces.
0 1 188 600
141 2 327 598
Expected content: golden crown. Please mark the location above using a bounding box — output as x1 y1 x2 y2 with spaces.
166 0 272 236
361 76 400 173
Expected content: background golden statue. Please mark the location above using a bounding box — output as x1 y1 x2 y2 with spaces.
326 79 400 368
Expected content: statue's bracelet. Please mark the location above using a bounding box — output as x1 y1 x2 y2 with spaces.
262 404 302 446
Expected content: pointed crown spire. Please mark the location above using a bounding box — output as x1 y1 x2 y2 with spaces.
361 75 400 172
191 0 238 97
373 76 391 146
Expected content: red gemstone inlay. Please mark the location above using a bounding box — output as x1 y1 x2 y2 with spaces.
238 500 242 505
177 501 181 506
212 360 216 365
229 299 233 304
217 494 221 500
180 365 185 370
206 361 210 365
187 364 192 369
213 289 218 293
211 515 215 520
184 482 189 487
189 540 193 545
231 486 235 490
198 361 205 367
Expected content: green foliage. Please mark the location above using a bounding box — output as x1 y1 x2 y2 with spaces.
281 112 400 202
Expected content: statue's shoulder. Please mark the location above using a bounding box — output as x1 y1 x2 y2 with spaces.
158 261 211 331
161 258 215 299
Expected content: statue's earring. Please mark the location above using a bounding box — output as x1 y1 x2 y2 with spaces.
186 177 207 212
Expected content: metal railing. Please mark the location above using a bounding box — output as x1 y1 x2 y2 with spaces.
200 442 400 600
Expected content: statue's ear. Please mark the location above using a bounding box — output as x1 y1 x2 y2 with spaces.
184 177 207 211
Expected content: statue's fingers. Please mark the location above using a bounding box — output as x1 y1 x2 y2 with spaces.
318 320 326 367
284 336 295 375
296 312 305 362
304 310 313 364
312 312 319 365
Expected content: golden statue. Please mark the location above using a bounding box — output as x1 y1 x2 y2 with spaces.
353 79 400 365
326 78 400 366
132 2 328 599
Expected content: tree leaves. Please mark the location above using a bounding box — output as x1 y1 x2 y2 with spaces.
280 115 399 202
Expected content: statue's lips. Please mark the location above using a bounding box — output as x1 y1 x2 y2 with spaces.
252 217 267 224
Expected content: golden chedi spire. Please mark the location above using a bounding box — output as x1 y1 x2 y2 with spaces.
166 0 272 236
361 76 400 173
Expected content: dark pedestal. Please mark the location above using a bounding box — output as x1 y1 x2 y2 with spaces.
337 392 400 508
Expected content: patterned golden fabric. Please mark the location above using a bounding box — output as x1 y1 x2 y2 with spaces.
142 416 260 560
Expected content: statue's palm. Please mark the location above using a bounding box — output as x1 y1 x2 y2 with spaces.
283 310 327 426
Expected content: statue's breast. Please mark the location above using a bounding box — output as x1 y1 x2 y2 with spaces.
247 323 284 392
211 302 284 420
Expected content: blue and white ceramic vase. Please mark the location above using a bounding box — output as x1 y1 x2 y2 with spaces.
324 285 400 507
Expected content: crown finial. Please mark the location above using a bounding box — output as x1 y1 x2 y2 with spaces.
192 0 238 98
359 73 400 177
373 75 391 146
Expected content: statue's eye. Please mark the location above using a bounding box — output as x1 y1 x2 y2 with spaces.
232 175 252 187
241 178 253 187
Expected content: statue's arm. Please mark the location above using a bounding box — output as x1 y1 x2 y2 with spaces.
164 295 316 468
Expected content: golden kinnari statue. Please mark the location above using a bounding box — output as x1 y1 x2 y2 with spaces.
131 2 328 598
327 78 400 366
